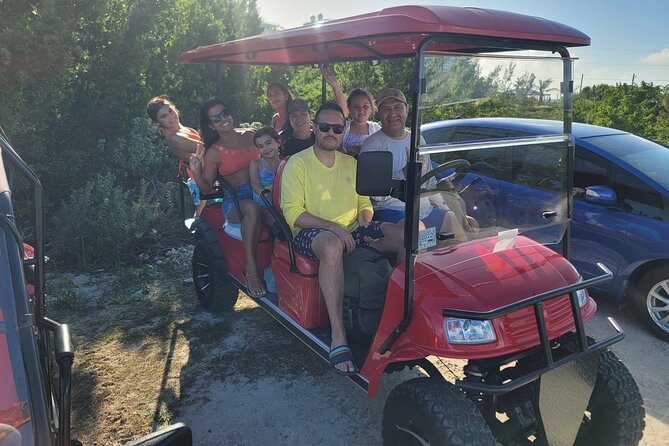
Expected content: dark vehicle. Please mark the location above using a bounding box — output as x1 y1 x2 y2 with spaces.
0 136 192 445
422 118 669 341
181 5 645 445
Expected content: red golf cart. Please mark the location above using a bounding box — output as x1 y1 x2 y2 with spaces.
182 5 645 445
0 136 192 444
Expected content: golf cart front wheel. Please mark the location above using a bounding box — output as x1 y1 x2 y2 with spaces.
382 378 496 446
192 239 239 312
573 350 645 446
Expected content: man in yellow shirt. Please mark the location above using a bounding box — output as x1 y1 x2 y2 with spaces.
281 103 403 375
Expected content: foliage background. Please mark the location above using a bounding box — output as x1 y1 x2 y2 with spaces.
1 0 667 269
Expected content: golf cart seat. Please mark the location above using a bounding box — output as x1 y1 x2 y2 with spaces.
270 159 330 329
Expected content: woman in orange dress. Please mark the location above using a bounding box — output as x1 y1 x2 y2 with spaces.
188 99 266 297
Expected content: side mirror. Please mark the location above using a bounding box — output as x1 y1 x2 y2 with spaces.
584 185 617 206
356 151 394 196
124 423 192 446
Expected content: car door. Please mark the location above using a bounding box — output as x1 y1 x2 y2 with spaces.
570 146 628 295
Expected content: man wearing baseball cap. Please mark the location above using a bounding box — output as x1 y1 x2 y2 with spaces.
360 88 451 232
280 99 315 157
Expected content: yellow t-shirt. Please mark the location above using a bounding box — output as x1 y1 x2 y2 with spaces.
281 147 373 236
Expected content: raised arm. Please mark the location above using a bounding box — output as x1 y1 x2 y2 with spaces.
320 67 349 118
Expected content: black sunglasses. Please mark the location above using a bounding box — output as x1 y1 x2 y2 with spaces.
316 122 345 134
209 110 231 123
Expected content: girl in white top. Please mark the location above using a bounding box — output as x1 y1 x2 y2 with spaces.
321 67 381 156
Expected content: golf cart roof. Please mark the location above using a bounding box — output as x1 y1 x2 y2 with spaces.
181 5 590 65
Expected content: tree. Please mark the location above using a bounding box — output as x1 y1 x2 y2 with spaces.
537 79 553 102
574 83 669 144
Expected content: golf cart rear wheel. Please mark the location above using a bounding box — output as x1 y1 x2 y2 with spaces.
192 239 239 312
382 378 496 446
635 266 669 342
574 350 645 446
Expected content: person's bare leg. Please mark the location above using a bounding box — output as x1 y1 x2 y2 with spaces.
195 200 207 217
311 231 354 374
230 200 265 296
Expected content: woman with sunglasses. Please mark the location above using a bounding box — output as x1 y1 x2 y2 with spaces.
189 99 266 297
146 95 207 215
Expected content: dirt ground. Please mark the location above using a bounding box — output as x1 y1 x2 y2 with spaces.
49 247 669 446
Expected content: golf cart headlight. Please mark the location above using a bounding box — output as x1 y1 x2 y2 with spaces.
445 319 496 344
576 287 588 308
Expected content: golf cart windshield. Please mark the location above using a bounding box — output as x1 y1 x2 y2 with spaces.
414 51 570 255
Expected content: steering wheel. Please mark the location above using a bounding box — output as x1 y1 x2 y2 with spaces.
420 158 471 192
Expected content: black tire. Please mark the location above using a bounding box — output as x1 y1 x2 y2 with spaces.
192 239 239 312
634 266 669 342
574 350 645 446
382 378 496 446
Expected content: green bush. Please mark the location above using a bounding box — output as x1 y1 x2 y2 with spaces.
51 118 189 269
54 173 157 268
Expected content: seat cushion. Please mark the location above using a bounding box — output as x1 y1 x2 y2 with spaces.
273 241 319 275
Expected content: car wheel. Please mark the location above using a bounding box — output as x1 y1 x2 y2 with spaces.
192 239 239 312
573 350 645 446
382 378 496 446
635 266 669 342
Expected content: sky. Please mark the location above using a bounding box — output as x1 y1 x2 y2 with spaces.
255 0 669 89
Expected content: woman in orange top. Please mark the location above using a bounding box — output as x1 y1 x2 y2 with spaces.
146 95 206 216
189 99 266 297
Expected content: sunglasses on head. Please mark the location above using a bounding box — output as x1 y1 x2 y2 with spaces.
316 122 345 134
209 110 231 123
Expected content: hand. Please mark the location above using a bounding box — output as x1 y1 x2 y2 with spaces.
405 146 428 174
320 67 339 87
359 221 384 242
189 142 205 173
331 225 356 253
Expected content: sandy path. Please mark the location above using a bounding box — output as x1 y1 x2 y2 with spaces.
176 295 669 446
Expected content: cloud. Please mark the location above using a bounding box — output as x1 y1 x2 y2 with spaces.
644 48 669 63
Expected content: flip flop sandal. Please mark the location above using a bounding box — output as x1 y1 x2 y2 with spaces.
329 345 357 376
243 269 266 298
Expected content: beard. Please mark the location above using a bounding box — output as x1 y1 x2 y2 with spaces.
315 135 341 151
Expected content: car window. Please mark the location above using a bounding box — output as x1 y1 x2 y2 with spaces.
611 165 665 221
451 127 508 142
432 148 506 180
586 133 669 191
421 126 455 145
511 144 566 192
574 147 609 190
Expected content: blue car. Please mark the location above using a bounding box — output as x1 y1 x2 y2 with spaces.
421 118 669 341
